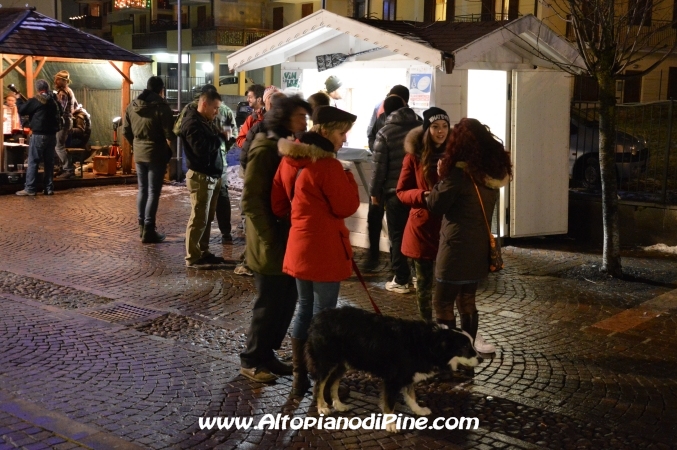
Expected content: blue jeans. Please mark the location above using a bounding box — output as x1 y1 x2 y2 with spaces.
25 134 56 194
292 279 340 340
136 162 166 226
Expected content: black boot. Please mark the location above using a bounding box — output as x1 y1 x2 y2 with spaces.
141 224 166 244
139 220 144 238
459 312 480 377
291 338 310 397
460 312 479 341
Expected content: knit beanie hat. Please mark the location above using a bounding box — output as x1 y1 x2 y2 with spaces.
383 95 406 117
422 107 450 132
324 75 342 94
263 85 281 104
312 106 357 125
388 85 410 104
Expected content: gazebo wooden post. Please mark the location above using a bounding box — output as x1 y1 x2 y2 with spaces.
120 61 132 174
25 56 34 97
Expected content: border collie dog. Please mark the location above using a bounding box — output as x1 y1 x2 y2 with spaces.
306 306 481 431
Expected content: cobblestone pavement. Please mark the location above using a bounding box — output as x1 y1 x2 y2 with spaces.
0 184 676 449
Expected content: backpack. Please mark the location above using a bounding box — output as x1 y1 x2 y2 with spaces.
50 92 65 131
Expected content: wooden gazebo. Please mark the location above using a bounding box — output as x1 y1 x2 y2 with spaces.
0 8 152 174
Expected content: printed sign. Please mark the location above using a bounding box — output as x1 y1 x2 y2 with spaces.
408 66 433 109
282 70 303 90
3 106 12 135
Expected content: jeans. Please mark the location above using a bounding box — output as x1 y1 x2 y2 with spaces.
215 163 232 237
240 271 298 368
136 162 166 226
25 134 56 194
55 122 73 174
367 201 385 261
384 193 411 285
414 259 434 322
292 279 341 340
185 169 221 265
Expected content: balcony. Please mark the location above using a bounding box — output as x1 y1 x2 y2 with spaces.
192 27 273 47
132 31 167 49
69 15 103 30
150 19 189 32
565 18 677 48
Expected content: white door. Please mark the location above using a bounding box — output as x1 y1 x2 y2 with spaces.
510 70 570 237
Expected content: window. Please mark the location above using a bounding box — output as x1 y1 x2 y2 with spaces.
383 0 396 20
139 14 146 33
273 7 283 30
197 5 206 26
667 68 677 99
91 4 101 17
302 3 313 17
573 75 599 101
481 0 495 21
424 0 435 22
623 71 642 103
629 0 652 26
353 0 366 18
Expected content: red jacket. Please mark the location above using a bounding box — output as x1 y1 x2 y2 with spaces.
235 109 264 148
272 133 360 282
396 126 445 260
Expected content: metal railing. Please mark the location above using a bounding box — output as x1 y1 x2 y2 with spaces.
150 19 189 32
571 101 677 205
451 13 520 22
566 18 677 48
162 76 207 105
69 15 103 29
192 27 273 47
132 31 167 49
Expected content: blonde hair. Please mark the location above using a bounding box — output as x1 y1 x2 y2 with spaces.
310 121 353 136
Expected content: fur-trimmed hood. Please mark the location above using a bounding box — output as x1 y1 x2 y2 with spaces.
404 125 424 155
456 161 511 189
277 133 336 164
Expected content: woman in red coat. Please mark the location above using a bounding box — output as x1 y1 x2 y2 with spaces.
271 106 359 397
396 108 450 322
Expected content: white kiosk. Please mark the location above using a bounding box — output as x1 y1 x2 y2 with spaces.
228 11 584 248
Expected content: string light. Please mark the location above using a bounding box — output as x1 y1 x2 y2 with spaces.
114 0 149 10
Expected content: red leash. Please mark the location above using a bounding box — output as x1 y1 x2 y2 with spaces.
351 259 382 315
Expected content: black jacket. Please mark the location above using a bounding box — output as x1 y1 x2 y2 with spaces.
240 120 266 171
17 92 60 135
370 108 422 196
179 106 224 178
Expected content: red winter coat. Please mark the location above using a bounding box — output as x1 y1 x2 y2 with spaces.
396 126 445 260
272 133 360 282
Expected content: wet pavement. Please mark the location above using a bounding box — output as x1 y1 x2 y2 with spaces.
0 184 676 449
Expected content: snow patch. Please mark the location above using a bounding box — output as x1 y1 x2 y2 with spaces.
642 243 677 254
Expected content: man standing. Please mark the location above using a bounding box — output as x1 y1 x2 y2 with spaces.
122 76 175 243
179 90 231 269
15 80 60 196
235 84 265 149
364 85 410 271
53 70 78 179
174 84 238 244
370 95 421 293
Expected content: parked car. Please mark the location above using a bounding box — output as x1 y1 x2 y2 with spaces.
569 114 649 187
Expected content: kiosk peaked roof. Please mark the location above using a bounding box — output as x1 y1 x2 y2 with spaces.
0 8 151 63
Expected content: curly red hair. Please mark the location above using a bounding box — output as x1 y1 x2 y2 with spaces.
439 118 512 183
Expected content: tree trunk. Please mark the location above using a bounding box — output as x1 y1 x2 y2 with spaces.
597 71 623 277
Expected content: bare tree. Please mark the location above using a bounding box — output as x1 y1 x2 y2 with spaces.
532 0 677 276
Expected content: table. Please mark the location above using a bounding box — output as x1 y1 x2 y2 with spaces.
337 147 373 204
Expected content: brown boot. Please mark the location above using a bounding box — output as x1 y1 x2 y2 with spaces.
291 338 310 397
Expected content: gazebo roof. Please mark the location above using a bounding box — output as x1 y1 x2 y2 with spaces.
0 8 151 63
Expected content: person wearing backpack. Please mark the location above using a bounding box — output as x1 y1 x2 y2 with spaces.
15 79 60 196
53 70 78 179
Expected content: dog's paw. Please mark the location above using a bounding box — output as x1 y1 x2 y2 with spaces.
317 405 332 416
333 401 351 412
385 422 399 433
412 406 431 416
